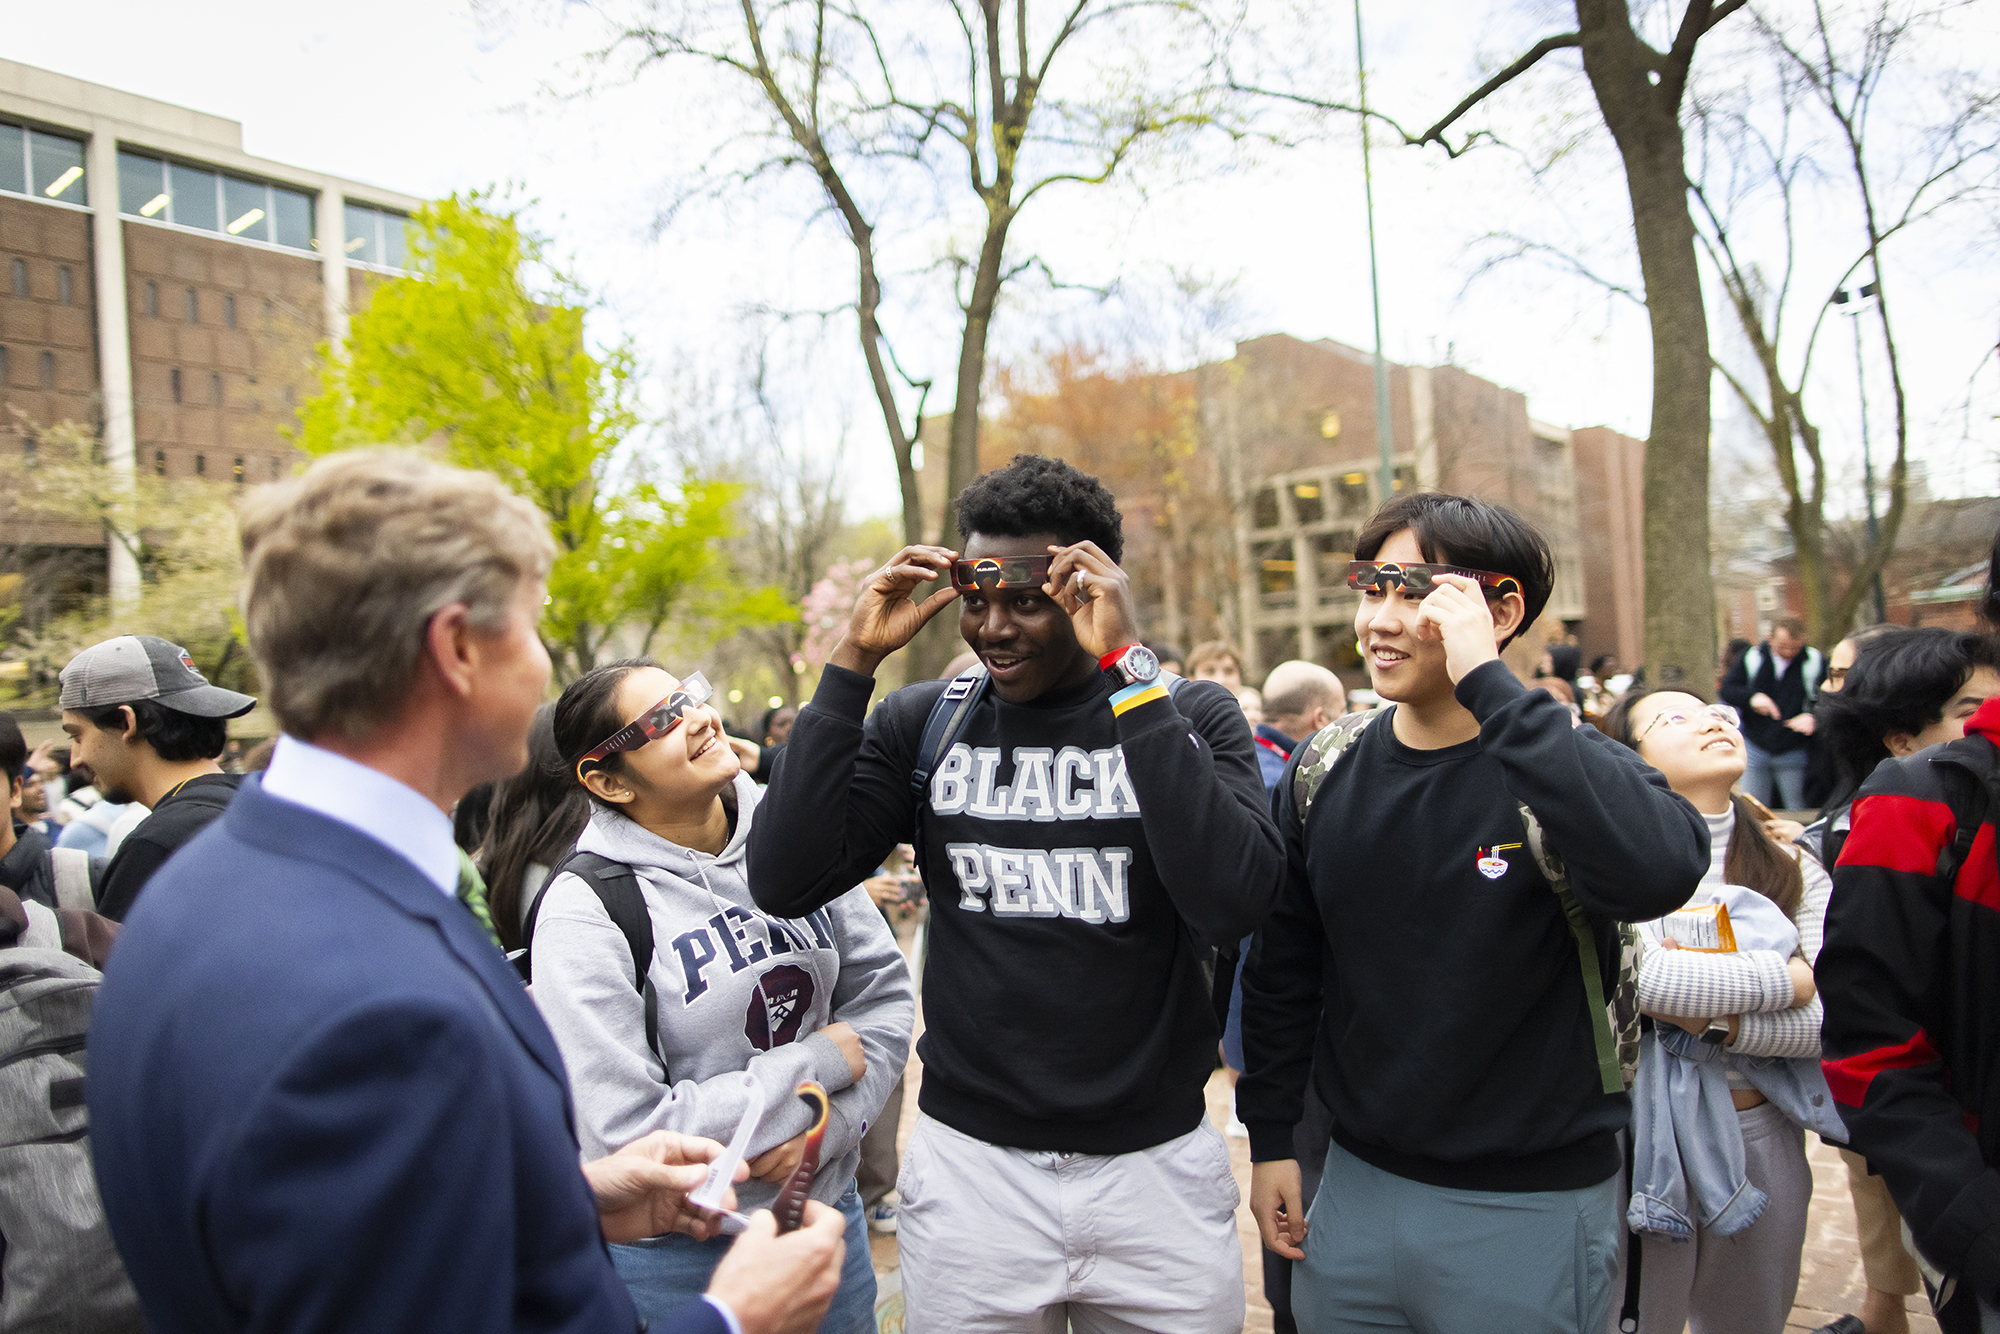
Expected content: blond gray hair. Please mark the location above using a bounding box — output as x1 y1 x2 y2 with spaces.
239 449 556 741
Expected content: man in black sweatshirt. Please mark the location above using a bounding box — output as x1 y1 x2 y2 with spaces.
1238 493 1706 1334
750 454 1283 1333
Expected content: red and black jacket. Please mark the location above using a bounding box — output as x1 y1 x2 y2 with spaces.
1822 696 2000 1304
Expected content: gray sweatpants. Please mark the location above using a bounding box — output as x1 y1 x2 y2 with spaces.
1295 1139 1622 1334
1622 1100 1813 1334
897 1113 1244 1333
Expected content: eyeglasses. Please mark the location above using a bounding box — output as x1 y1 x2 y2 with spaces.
1825 666 1848 686
1345 561 1523 599
1634 702 1741 744
575 672 714 782
950 555 1054 592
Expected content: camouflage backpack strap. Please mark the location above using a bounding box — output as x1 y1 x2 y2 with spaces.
1518 804 1641 1095
1292 708 1382 826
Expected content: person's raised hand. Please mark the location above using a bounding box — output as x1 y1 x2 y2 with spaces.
748 1130 810 1184
1249 1159 1307 1260
706 1203 846 1334
1043 541 1142 661
819 1020 867 1084
727 735 762 770
829 546 960 677
1784 713 1816 735
1413 575 1506 685
26 739 59 780
1763 818 1805 845
586 1131 743 1243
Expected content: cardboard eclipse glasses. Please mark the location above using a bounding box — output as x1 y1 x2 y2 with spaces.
1345 561 1522 599
574 672 714 781
950 555 1055 591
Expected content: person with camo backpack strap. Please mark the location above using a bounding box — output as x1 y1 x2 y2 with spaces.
1238 492 1707 1334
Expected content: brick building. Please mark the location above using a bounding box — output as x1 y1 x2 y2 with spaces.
0 59 419 605
976 334 1650 686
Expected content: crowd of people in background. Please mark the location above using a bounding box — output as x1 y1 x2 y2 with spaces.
3 447 1999 1334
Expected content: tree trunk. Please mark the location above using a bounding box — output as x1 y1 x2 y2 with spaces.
1576 0 1718 690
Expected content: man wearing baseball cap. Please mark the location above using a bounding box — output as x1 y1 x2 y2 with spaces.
59 636 256 920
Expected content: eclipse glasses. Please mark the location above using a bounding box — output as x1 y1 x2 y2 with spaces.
574 672 713 782
950 555 1054 592
1344 561 1522 599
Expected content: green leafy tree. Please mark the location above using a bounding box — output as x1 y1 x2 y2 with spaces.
299 195 788 679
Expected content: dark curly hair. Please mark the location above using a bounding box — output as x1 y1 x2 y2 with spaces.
953 454 1123 563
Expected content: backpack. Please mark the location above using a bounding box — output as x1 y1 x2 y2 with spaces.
1291 709 1642 1095
0 948 143 1332
517 852 660 1057
907 666 1236 1022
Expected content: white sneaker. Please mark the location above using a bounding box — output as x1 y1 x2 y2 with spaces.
866 1201 899 1234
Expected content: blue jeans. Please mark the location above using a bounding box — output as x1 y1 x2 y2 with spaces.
611 1182 875 1334
1741 742 1809 810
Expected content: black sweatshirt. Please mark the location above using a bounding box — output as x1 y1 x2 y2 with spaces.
748 663 1285 1154
98 774 242 922
1238 662 1707 1191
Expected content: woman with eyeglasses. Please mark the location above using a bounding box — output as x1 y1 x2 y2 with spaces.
530 659 914 1332
1601 686 1844 1334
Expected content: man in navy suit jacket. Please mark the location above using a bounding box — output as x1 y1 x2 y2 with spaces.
89 451 845 1334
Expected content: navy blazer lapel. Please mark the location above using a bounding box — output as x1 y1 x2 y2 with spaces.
223 780 572 1092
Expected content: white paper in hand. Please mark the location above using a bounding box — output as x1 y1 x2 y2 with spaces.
690 1073 767 1221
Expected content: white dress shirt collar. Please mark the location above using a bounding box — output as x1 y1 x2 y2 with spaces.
260 735 460 898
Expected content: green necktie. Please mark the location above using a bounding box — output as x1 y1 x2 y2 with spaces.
455 849 505 953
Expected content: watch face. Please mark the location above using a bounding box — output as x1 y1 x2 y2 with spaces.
1122 645 1160 683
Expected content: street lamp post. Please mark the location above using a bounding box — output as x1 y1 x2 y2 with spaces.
1832 283 1887 625
1354 0 1396 504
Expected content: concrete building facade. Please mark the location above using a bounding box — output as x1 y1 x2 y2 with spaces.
0 60 420 604
1204 335 1646 682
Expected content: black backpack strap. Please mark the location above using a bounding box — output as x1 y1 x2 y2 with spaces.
520 850 660 1057
911 667 990 797
1934 761 1993 888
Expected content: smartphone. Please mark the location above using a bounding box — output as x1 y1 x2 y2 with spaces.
1736 790 1779 822
896 872 926 904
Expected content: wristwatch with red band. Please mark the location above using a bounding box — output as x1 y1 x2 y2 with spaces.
1100 643 1161 688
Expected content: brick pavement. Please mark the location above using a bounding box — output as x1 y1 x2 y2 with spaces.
869 1058 1940 1332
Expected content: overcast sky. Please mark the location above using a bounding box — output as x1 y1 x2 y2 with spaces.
10 0 1995 516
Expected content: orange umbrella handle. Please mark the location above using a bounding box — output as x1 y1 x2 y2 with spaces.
774 1081 830 1235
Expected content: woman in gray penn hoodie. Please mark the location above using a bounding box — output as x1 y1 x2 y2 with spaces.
533 660 913 1333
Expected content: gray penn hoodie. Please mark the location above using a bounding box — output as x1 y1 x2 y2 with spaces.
531 773 912 1211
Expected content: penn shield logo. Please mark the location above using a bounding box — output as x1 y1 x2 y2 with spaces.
1476 842 1523 880
744 964 815 1050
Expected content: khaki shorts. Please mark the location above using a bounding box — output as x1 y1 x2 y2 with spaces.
896 1113 1244 1334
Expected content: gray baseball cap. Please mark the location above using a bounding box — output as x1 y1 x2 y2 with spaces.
59 635 257 719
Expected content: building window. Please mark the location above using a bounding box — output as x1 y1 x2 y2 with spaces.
233 456 245 484
154 449 166 477
210 373 222 406
1335 473 1371 518
1255 538 1298 601
185 288 198 324
9 259 24 297
1252 485 1280 530
223 293 236 329
1291 481 1325 525
57 266 72 305
170 368 182 404
39 350 54 389
195 453 206 477
342 201 410 269
145 281 158 318
0 121 88 204
117 150 316 252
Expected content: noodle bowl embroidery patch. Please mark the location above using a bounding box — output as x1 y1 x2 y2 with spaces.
1476 843 1522 881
